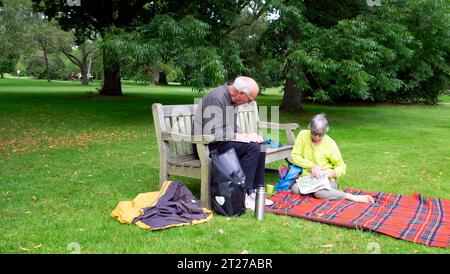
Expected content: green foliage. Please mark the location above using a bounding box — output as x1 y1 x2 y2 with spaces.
103 15 226 90
25 52 74 80
30 0 274 92
27 0 449 103
0 0 96 81
288 16 417 103
0 54 17 75
258 0 450 105
0 0 32 74
31 0 155 40
387 0 450 104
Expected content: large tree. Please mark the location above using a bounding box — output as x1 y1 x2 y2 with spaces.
31 0 156 95
0 0 32 77
255 0 369 112
256 0 450 110
54 35 96 85
31 0 270 95
28 15 71 82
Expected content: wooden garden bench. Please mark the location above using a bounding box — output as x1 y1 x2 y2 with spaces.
152 101 299 209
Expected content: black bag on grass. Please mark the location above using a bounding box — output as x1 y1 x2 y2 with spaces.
210 148 246 217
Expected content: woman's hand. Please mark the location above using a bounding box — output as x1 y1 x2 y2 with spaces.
311 165 323 178
326 169 336 179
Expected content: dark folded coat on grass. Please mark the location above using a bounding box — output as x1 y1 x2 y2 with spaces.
267 189 450 248
112 181 212 230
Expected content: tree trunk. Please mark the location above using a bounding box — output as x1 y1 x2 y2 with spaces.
0 73 4 78
145 67 168 85
101 69 122 96
158 71 168 85
99 47 122 96
280 72 304 112
280 20 303 112
80 43 89 85
81 67 89 85
145 67 160 85
59 40 93 85
41 41 50 82
87 49 93 79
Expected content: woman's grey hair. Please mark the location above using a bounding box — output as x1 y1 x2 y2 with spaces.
232 76 251 95
308 113 329 136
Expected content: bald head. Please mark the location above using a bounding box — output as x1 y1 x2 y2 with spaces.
232 76 259 99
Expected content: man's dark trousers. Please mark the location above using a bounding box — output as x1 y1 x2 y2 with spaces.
209 141 266 194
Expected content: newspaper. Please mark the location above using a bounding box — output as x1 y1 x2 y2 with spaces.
296 174 331 194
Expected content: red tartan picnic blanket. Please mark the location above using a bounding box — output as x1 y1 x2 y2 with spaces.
266 189 450 248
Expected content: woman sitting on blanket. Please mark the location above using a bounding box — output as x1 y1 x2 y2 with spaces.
290 114 375 204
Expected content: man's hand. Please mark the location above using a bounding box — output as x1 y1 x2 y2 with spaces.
247 133 264 143
235 133 264 143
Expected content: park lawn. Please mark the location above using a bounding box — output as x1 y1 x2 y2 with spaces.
0 78 449 254
439 94 450 103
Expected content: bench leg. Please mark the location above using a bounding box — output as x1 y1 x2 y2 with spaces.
265 168 279 174
159 162 169 188
265 158 293 174
200 168 211 209
198 144 211 209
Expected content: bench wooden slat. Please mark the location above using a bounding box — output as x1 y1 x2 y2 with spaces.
251 101 260 134
161 132 215 144
167 154 200 167
177 115 187 154
184 115 193 154
245 111 252 133
167 165 202 179
164 117 175 157
238 112 246 133
265 145 293 163
247 111 255 133
242 112 249 133
162 105 196 117
236 102 255 112
181 159 201 168
171 116 184 155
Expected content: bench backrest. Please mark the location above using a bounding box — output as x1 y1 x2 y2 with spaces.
235 101 260 134
152 101 260 158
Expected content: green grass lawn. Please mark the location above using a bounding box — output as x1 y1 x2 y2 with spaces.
1 78 449 254
439 94 450 103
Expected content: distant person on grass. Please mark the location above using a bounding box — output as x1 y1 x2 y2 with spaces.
193 76 273 210
290 114 375 204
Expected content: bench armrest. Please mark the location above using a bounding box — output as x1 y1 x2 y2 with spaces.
161 132 216 145
258 121 299 131
258 122 299 145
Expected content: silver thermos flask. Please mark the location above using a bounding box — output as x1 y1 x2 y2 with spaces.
254 186 265 221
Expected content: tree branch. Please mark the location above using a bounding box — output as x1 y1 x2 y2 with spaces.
224 2 269 36
46 38 84 68
238 0 252 11
62 51 83 68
